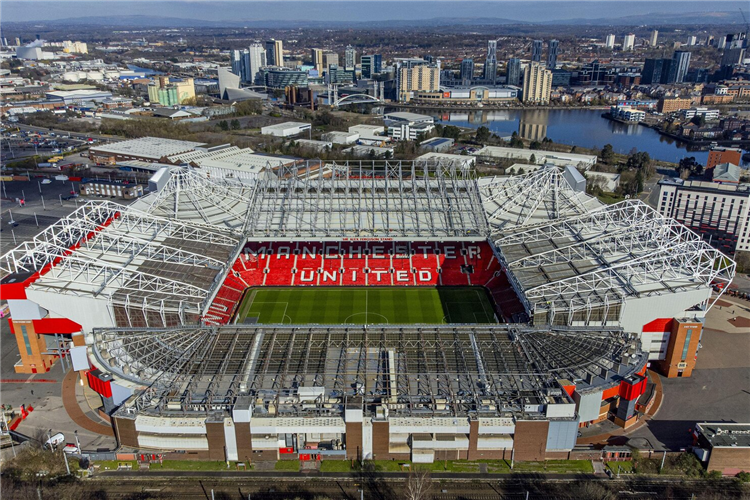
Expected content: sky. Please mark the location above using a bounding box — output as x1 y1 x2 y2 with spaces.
2 1 747 24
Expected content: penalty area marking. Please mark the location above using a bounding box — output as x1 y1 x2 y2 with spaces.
246 301 289 324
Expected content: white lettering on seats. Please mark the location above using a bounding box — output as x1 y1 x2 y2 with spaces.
300 270 315 282
396 270 409 282
418 270 432 282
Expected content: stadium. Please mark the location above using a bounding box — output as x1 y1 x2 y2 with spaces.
1 158 735 463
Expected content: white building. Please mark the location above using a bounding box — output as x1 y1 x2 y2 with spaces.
294 139 333 152
586 171 621 192
681 107 720 121
657 178 750 253
383 112 435 141
415 152 476 168
610 106 645 122
322 131 359 145
472 146 597 169
623 33 635 51
260 122 312 138
605 34 616 49
349 124 389 145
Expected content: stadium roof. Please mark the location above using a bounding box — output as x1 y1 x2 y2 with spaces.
493 200 736 325
89 137 205 161
132 166 254 231
92 324 645 418
479 167 602 232
136 161 489 240
0 202 240 328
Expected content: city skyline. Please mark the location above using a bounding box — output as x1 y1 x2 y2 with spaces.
0 0 747 23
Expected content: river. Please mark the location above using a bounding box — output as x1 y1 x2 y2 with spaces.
405 108 748 166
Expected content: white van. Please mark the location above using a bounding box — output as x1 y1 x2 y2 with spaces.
45 433 65 449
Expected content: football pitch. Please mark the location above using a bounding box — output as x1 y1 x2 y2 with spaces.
236 287 498 325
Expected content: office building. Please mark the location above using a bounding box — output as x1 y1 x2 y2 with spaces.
396 59 440 102
657 178 750 254
483 40 498 84
506 58 521 87
327 65 355 84
344 45 356 70
231 50 244 79
265 39 283 67
522 62 552 104
259 67 308 88
658 96 693 113
147 77 195 105
650 30 659 47
668 51 691 84
531 39 543 62
687 35 697 46
360 54 382 78
694 423 750 475
324 52 339 71
546 39 559 69
383 111 435 140
311 48 325 74
605 34 615 49
412 86 519 105
623 33 635 51
460 58 474 84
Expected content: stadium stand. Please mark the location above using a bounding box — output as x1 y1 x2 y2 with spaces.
205 240 525 325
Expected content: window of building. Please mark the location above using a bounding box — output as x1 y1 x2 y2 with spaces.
681 329 693 361
20 325 33 356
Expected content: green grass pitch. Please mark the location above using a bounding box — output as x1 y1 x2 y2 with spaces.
236 287 498 325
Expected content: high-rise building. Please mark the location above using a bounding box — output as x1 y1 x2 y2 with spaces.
506 58 522 86
668 51 691 84
361 54 382 78
324 52 339 72
344 45 357 70
460 58 474 84
265 39 283 66
396 58 440 102
687 35 697 46
247 42 266 83
605 34 615 49
650 30 659 47
327 65 355 84
483 40 498 83
311 48 325 74
623 33 635 51
522 62 552 104
547 39 559 69
531 40 543 62
642 58 670 85
231 49 244 78
260 67 308 88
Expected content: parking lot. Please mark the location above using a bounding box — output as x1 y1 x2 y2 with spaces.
627 294 750 451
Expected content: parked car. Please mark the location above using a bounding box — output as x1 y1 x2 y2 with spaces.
44 433 65 449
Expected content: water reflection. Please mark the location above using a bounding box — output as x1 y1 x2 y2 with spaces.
415 108 725 164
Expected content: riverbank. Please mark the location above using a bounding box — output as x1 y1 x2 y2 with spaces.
391 103 611 112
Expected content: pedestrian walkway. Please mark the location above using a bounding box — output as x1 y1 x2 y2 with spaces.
61 369 114 436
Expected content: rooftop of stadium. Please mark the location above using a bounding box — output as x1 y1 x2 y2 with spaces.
92 324 646 419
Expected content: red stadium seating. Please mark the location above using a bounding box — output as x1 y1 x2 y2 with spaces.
203 240 526 325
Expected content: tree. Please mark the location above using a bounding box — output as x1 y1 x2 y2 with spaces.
509 132 524 148
475 126 491 143
600 144 615 163
529 140 542 150
529 154 537 164
218 120 229 131
406 468 432 500
230 119 241 130
441 125 461 141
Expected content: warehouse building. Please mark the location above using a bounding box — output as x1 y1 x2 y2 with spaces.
260 122 312 138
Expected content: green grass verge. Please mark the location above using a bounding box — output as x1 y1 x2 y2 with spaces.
320 459 590 474
512 460 594 473
238 286 497 325
274 460 300 471
94 460 244 472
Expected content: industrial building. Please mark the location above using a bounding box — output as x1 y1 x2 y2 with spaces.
693 423 750 475
472 146 597 169
0 162 734 463
383 112 435 140
260 122 312 138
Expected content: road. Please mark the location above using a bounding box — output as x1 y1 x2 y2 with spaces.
12 123 120 143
